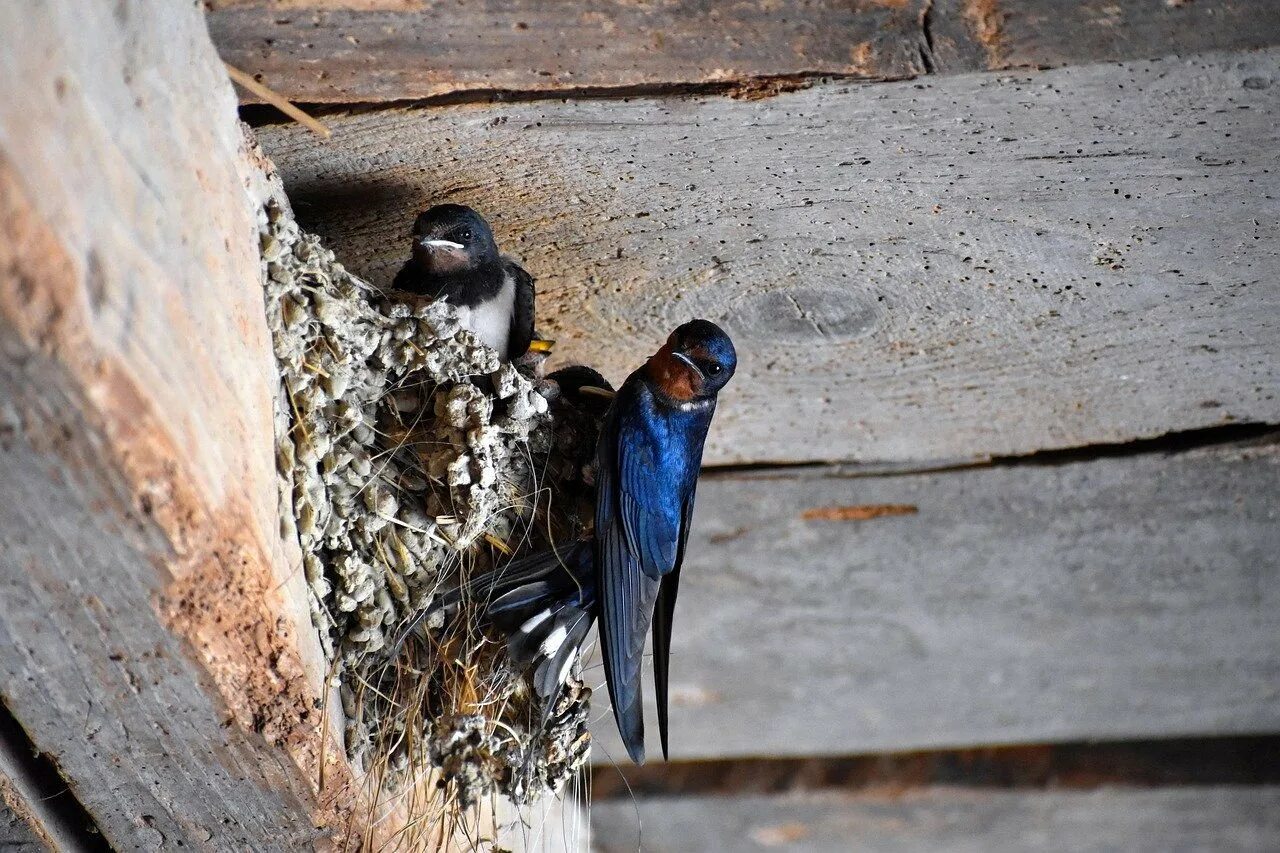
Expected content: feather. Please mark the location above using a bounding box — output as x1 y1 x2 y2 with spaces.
504 259 536 360
654 492 695 760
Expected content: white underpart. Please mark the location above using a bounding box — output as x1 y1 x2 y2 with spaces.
519 609 550 637
456 270 516 358
541 624 568 656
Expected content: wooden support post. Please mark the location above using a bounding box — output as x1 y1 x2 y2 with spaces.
0 1 355 846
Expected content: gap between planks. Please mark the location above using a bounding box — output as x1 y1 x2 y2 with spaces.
701 422 1280 482
0 701 107 851
590 735 1280 800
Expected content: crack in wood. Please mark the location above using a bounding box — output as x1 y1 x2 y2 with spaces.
703 422 1280 480
918 0 939 74
238 71 904 126
591 735 1280 800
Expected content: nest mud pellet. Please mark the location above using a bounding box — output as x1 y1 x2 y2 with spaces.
258 198 596 813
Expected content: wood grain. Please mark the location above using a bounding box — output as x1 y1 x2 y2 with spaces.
591 787 1280 853
991 0 1280 70
585 438 1280 762
0 808 49 852
207 1 1280 103
257 50 1280 466
0 1 341 846
208 0 937 103
0 776 53 852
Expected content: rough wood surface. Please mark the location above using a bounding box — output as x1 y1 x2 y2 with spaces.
585 439 1280 762
206 1 1280 103
991 0 1280 70
208 0 937 103
590 787 1280 852
257 50 1280 466
0 1 347 846
0 776 53 852
0 811 49 852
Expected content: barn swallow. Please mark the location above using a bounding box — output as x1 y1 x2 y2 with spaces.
594 319 736 764
394 321 736 764
393 204 536 361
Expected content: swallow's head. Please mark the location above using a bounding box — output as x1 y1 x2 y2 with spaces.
409 204 501 276
648 319 737 403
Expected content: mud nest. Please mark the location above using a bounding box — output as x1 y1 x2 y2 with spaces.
259 198 597 812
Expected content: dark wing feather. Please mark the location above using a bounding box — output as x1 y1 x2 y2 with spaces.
596 431 662 765
653 490 696 760
504 260 535 360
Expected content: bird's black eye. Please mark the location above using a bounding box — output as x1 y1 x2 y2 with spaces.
706 363 723 376
460 229 472 241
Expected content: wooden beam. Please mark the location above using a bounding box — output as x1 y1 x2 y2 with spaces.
590 787 1280 852
208 0 937 104
988 0 1280 70
255 50 1280 466
0 1 348 846
206 1 1280 104
584 438 1279 762
0 704 104 851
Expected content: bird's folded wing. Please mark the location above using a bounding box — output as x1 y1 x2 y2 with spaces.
617 438 682 582
598 504 660 765
504 259 536 360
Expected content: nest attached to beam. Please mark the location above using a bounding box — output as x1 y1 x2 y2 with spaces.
259 198 596 824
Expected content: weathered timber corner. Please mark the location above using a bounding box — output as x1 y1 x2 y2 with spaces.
0 2 356 847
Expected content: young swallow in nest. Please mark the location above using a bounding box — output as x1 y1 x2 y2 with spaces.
393 204 537 361
400 320 737 764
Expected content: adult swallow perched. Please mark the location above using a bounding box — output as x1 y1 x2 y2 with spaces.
595 319 736 764
393 204 536 361
398 321 736 764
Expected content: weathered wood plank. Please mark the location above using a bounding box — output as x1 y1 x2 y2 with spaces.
585 439 1279 762
989 0 1280 70
257 50 1280 466
0 366 319 848
208 0 936 103
590 787 1280 853
0 1 346 846
207 1 1280 103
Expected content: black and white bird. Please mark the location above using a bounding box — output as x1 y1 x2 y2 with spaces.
393 204 536 361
